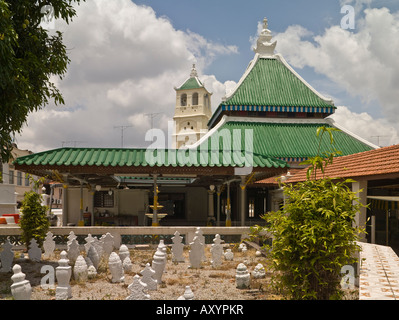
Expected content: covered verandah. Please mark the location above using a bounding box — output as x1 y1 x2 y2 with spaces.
14 147 288 227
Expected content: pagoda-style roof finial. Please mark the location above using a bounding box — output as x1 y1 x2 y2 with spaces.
254 17 277 57
190 64 198 78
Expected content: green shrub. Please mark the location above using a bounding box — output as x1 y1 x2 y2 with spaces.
19 190 50 250
250 126 365 299
266 178 363 299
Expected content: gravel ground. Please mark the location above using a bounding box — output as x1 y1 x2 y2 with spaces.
0 244 283 300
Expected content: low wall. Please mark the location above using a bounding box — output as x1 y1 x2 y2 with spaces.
0 226 255 248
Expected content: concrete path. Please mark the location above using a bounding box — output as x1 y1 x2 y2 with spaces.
358 242 399 300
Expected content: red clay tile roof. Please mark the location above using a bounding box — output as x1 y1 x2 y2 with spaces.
255 168 303 185
287 144 399 182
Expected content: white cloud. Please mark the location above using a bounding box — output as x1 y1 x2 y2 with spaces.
273 8 399 120
330 106 399 147
15 0 237 152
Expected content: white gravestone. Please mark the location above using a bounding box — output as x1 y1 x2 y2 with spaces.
108 252 124 283
67 231 77 249
119 244 130 262
236 263 250 289
84 234 95 254
67 238 80 264
224 248 234 261
73 255 88 282
126 275 150 300
87 244 100 270
194 227 206 261
92 236 104 259
189 236 203 269
0 239 14 272
101 233 115 259
210 234 223 268
123 256 133 273
140 263 157 291
252 263 266 279
28 238 42 262
56 251 72 300
43 231 56 259
11 264 32 300
177 286 194 300
171 231 185 262
85 257 97 279
238 243 247 252
151 247 166 284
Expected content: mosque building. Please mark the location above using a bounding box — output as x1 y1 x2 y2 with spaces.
14 18 376 228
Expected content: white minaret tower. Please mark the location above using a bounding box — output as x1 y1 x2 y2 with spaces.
172 64 212 148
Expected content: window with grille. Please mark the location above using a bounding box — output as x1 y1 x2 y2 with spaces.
94 191 114 207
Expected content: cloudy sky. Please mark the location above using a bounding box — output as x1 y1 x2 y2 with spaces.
15 0 399 152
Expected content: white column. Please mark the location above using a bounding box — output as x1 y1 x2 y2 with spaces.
226 182 231 226
352 180 367 242
216 185 221 226
62 185 68 226
371 214 376 244
207 185 215 226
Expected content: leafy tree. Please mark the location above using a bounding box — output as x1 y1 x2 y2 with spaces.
19 175 49 249
249 126 365 299
0 0 83 162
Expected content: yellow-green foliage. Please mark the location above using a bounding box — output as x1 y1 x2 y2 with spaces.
19 191 50 249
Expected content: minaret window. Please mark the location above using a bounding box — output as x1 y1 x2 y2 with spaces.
192 92 198 106
181 94 187 106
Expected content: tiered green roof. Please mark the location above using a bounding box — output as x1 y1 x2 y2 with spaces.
208 54 336 128
199 120 374 162
14 147 287 169
222 57 334 108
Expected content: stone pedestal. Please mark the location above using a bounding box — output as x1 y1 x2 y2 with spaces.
151 247 166 284
177 286 194 300
236 263 250 289
119 244 130 262
73 255 88 282
11 264 32 300
224 249 234 261
252 263 266 279
56 251 72 300
108 252 124 283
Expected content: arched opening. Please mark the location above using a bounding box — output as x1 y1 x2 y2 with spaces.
180 94 187 106
192 92 198 106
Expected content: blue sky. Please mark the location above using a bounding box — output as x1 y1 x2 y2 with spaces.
16 0 399 151
133 0 344 81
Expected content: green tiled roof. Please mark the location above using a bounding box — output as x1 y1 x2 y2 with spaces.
222 57 334 108
14 147 287 169
200 120 374 160
176 77 203 90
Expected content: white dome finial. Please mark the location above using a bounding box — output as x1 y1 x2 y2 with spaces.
190 64 198 78
254 17 277 57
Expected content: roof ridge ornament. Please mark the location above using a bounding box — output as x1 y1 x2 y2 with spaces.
190 64 198 78
254 17 277 57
